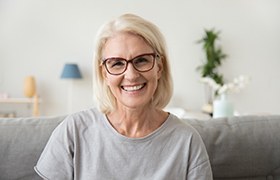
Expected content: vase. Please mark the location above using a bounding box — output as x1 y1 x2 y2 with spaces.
213 94 233 118
24 76 36 98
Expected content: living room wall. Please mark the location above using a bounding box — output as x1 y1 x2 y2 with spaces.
0 0 279 117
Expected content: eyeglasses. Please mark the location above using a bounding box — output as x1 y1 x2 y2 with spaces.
102 53 158 75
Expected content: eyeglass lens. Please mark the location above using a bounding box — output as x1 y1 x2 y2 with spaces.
104 53 156 75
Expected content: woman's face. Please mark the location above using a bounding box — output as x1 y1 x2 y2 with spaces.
102 32 163 110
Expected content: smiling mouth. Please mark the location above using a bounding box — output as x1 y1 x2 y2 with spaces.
121 84 146 92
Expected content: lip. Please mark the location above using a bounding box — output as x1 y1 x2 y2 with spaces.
121 83 146 92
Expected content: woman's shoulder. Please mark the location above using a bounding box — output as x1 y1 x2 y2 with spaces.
60 108 105 130
167 113 208 151
69 107 104 120
167 113 201 137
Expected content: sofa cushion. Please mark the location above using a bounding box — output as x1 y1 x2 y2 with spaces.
0 116 65 180
185 115 280 179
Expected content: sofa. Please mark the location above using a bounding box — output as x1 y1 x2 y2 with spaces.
0 114 280 180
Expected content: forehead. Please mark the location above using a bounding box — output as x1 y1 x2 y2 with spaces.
102 32 153 58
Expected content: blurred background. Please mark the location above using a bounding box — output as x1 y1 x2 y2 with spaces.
0 0 279 117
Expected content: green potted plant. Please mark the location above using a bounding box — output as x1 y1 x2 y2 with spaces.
197 29 227 114
197 29 227 85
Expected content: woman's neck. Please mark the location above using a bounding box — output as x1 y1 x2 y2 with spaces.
107 107 168 138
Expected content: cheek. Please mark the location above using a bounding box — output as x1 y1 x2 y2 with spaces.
102 68 111 86
147 70 161 84
105 74 122 88
157 69 162 80
104 75 113 87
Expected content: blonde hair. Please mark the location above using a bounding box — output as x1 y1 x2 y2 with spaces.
93 13 173 114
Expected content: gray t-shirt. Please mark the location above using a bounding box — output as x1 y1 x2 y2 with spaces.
35 108 212 180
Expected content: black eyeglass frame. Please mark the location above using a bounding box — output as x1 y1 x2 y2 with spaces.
102 53 159 75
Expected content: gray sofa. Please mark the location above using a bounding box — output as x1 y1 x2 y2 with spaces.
0 114 280 180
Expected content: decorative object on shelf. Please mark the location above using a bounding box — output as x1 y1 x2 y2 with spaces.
0 111 16 118
24 76 36 98
202 75 250 118
196 28 227 114
60 63 83 113
213 94 233 118
201 75 250 95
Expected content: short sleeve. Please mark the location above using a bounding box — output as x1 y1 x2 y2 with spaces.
34 116 74 180
187 128 213 179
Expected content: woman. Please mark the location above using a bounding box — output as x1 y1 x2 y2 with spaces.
35 13 213 179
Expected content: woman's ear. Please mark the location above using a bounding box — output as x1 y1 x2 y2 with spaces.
157 56 164 79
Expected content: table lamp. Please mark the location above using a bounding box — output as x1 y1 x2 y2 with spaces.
60 63 82 113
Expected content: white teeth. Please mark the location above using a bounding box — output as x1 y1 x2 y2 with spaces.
123 84 144 91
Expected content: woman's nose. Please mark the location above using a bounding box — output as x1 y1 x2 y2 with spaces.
124 63 140 79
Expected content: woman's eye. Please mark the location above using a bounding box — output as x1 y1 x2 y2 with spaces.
110 60 125 68
134 57 149 64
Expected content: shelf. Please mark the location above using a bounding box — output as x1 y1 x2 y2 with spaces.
0 96 41 116
0 98 37 103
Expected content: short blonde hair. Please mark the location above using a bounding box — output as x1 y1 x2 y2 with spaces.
93 13 173 114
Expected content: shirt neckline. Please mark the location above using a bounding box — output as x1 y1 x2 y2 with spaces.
101 113 173 142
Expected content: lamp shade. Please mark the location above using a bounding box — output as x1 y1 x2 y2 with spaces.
60 63 82 79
